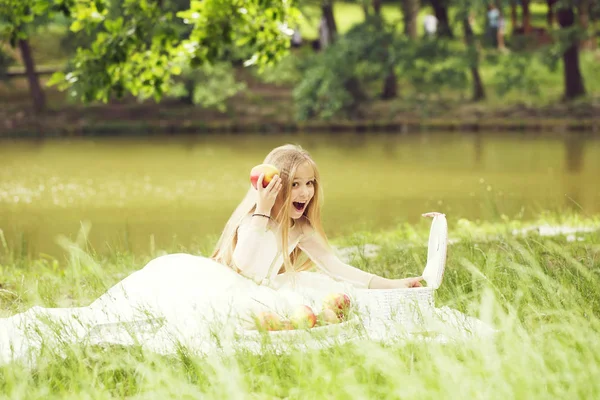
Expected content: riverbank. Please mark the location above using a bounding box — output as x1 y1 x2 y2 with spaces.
1 83 599 137
2 117 599 138
2 56 600 138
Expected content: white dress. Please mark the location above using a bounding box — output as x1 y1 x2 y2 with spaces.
0 217 494 365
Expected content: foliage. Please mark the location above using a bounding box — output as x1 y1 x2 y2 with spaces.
403 38 469 96
167 63 246 111
0 0 69 46
539 24 586 73
253 49 306 86
293 19 471 120
0 46 14 80
1 0 595 115
294 18 404 120
46 0 300 103
487 52 542 98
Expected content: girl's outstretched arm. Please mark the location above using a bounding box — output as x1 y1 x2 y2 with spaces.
298 227 422 289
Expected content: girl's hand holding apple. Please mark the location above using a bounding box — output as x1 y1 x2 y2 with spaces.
255 173 282 216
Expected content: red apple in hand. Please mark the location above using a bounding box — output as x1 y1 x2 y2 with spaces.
250 164 280 189
323 293 352 319
290 305 317 329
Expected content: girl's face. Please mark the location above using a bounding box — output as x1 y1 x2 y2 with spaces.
289 161 315 219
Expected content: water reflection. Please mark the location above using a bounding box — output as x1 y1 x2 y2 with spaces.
474 132 483 167
0 132 598 258
565 135 585 173
563 135 586 210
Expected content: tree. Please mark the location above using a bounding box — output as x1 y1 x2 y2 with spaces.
49 0 299 104
321 0 338 47
521 0 532 33
556 3 586 99
461 9 485 101
401 0 420 39
369 0 396 99
0 0 57 113
428 0 453 38
547 0 558 27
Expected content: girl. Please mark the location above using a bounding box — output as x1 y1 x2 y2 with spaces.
0 144 424 364
211 144 423 290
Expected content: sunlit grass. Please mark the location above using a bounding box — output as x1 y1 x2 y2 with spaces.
0 213 598 397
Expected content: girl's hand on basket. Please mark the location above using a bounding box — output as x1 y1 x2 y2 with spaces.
255 173 282 215
392 277 423 288
368 276 424 289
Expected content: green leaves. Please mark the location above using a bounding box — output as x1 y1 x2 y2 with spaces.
0 46 14 80
42 0 299 103
489 52 542 99
0 0 52 44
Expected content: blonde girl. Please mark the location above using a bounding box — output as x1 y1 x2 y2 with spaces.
212 144 423 290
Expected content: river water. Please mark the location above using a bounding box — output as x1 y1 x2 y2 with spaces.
1 132 598 258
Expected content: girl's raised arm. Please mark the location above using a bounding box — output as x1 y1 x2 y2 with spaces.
232 172 283 284
232 217 280 284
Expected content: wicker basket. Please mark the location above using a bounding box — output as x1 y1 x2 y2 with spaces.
235 214 448 345
354 214 448 333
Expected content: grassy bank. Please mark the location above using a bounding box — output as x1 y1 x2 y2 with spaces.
0 213 599 397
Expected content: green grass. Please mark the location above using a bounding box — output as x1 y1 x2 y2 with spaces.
0 212 599 398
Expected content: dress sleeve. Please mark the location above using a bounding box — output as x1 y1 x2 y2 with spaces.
298 226 374 288
232 218 280 284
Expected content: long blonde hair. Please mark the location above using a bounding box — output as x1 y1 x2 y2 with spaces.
211 144 328 273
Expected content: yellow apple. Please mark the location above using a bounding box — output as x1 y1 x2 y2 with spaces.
250 164 280 189
318 308 340 325
290 305 317 329
323 293 352 320
255 311 283 331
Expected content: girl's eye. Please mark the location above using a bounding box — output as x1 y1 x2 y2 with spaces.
292 182 299 187
307 180 314 186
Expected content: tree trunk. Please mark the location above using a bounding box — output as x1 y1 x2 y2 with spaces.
522 0 532 33
381 69 397 99
362 1 370 18
429 0 453 38
557 7 586 99
18 38 46 114
402 0 420 39
373 0 382 15
547 0 557 27
321 1 338 47
374 0 398 99
510 1 518 31
463 18 485 101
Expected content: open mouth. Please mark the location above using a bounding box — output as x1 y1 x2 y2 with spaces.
293 201 306 212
